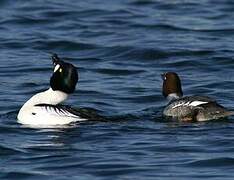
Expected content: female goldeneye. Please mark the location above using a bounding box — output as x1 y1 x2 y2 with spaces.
161 72 233 122
17 54 88 126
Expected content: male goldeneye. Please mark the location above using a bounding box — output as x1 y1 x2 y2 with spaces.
17 54 88 126
161 72 233 122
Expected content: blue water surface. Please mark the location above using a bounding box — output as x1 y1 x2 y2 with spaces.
1 0 234 179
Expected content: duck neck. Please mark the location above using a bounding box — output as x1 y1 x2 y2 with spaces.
22 88 69 108
167 93 181 101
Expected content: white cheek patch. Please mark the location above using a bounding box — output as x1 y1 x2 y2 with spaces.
172 101 208 109
54 64 60 72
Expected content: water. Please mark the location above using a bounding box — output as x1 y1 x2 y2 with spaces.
1 0 234 179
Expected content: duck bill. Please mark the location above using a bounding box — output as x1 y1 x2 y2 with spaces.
51 54 62 72
161 73 165 81
51 53 61 66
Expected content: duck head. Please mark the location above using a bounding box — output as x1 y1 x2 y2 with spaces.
161 72 183 100
50 54 78 94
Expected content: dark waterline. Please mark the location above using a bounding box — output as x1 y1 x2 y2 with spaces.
1 1 234 179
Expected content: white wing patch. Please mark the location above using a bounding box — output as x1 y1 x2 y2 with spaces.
189 101 208 106
172 100 208 109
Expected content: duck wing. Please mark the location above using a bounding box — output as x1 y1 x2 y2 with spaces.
35 104 105 121
164 96 232 121
35 104 82 118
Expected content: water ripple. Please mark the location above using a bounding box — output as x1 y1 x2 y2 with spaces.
1 0 234 179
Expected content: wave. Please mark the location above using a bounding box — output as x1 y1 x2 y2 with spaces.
187 157 234 167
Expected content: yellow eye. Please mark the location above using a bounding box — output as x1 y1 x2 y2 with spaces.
59 68 62 73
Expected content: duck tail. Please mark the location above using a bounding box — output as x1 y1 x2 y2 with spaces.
225 111 234 116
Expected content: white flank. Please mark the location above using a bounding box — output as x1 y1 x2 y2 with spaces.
17 88 87 126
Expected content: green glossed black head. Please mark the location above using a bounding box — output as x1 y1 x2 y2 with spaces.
50 54 78 94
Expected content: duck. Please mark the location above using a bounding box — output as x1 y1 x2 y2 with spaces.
161 72 233 122
17 54 88 126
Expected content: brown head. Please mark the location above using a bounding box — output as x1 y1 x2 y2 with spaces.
161 72 183 99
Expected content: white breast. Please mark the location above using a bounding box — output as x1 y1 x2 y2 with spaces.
17 105 87 127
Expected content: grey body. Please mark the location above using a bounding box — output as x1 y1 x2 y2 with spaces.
163 95 232 121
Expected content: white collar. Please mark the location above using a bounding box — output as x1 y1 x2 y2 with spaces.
167 93 181 101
